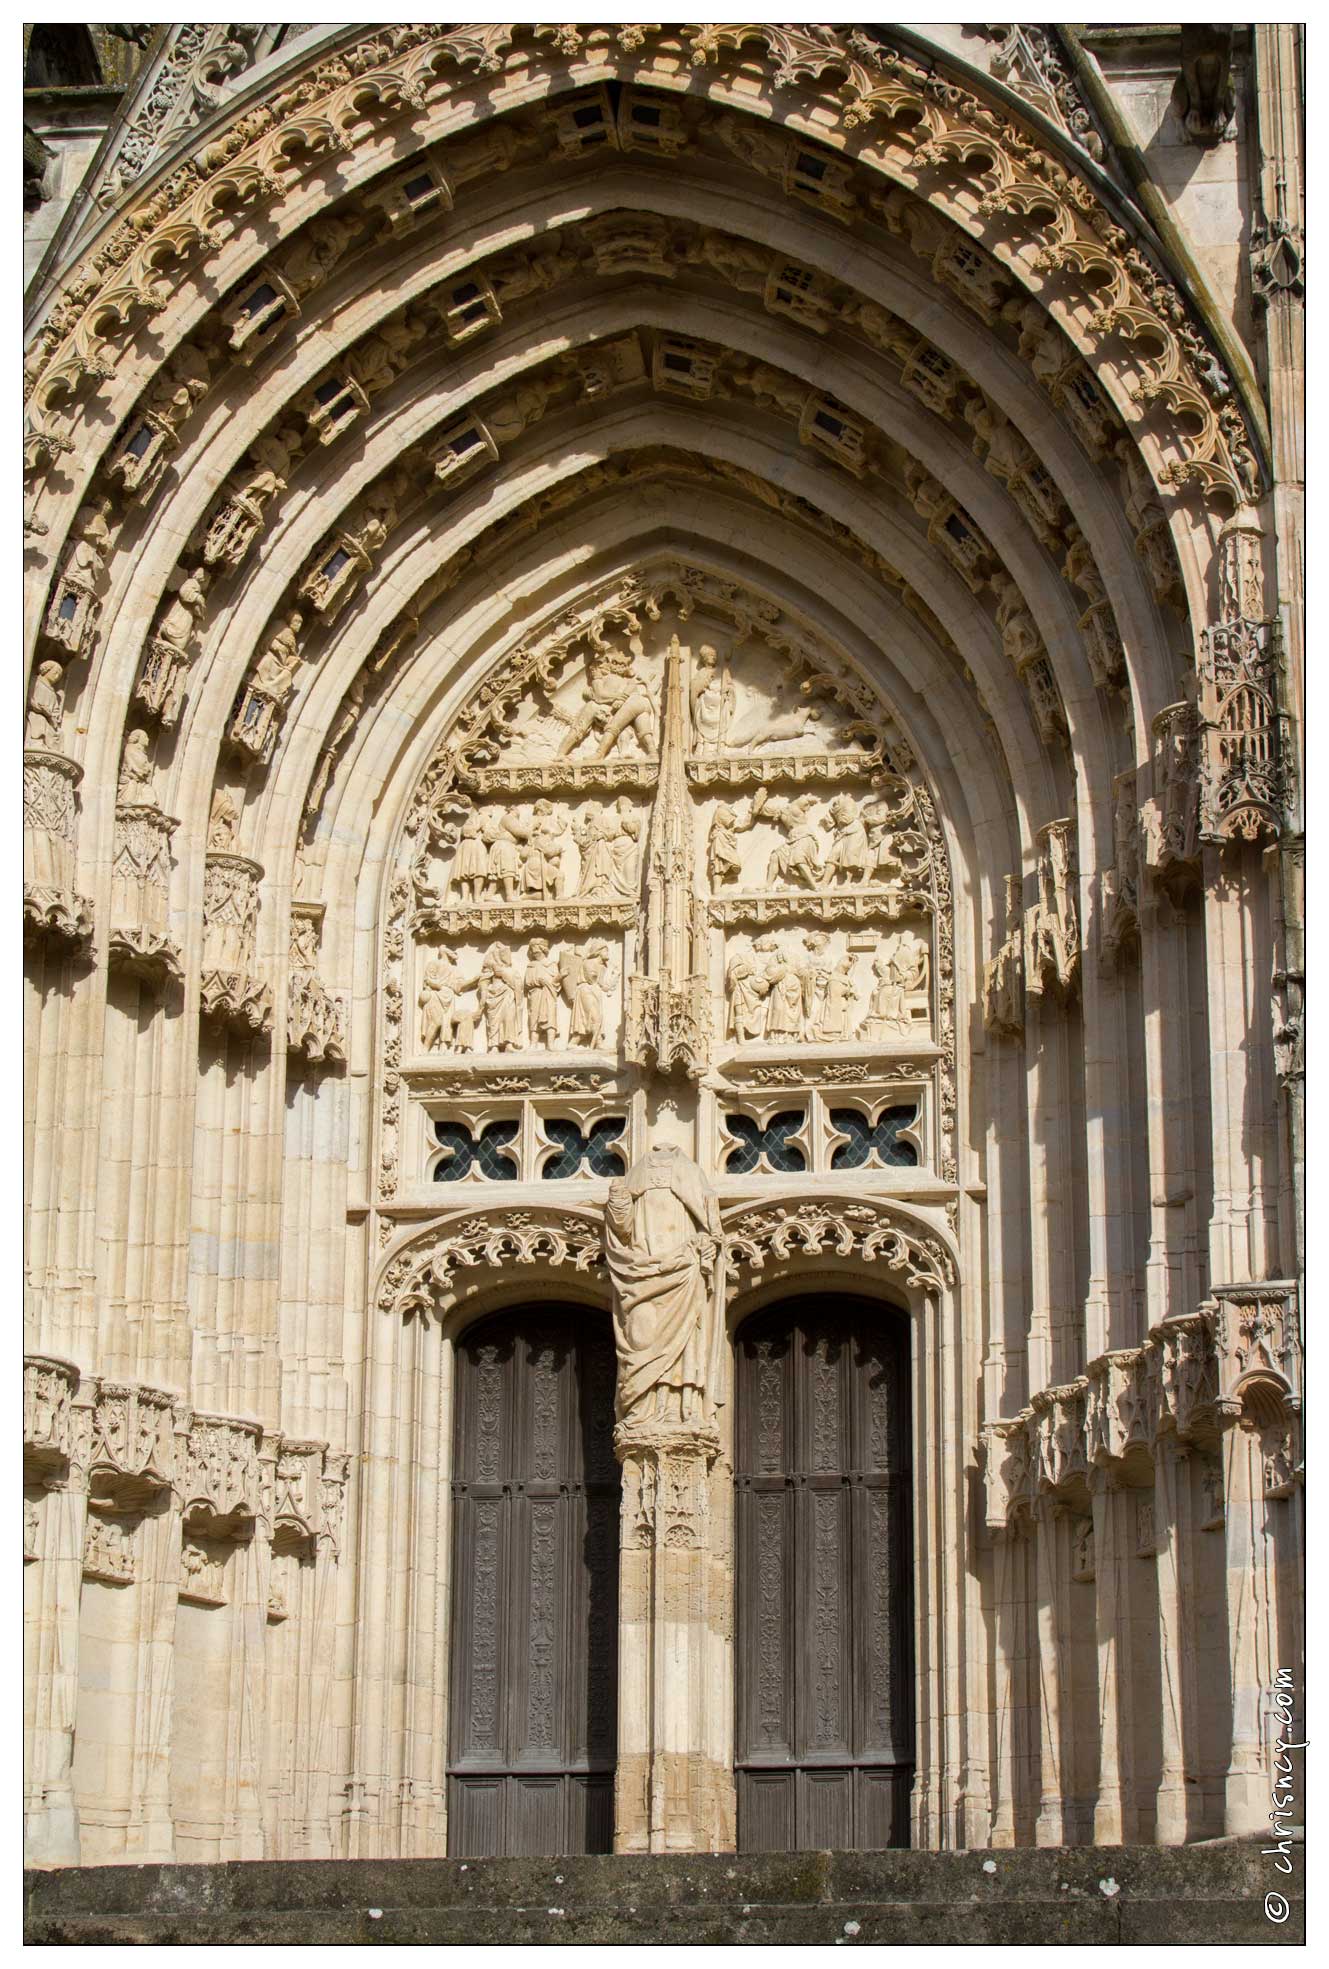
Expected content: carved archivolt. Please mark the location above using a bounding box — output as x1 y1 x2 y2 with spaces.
24 24 1261 511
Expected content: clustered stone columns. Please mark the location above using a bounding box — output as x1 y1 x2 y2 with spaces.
981 1286 1301 1845
23 1355 348 1867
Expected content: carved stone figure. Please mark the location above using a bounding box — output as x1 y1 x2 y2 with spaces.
861 930 929 1039
825 792 872 885
604 1144 725 1428
689 644 735 753
706 800 753 888
815 953 858 1041
26 662 64 750
756 933 807 1039
418 952 475 1052
207 786 239 852
523 938 561 1047
725 939 769 1043
157 568 211 655
483 812 524 901
575 798 641 898
561 940 611 1048
558 646 657 759
479 942 522 1050
449 814 489 903
515 800 570 900
117 727 154 801
765 794 825 889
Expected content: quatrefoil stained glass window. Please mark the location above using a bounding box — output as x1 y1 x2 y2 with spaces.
541 1117 627 1180
829 1106 918 1170
723 1111 808 1175
432 1118 519 1182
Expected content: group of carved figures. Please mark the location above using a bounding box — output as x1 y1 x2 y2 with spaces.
418 939 614 1053
707 786 926 892
726 928 930 1045
426 797 641 906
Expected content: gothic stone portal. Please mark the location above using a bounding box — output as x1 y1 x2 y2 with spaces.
734 1299 913 1853
448 1307 620 1857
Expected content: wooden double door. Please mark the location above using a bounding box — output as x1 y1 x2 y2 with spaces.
734 1298 914 1852
448 1306 620 1857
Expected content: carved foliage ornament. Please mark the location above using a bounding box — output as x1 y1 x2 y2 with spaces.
24 24 1257 515
723 1197 956 1291
377 1206 605 1322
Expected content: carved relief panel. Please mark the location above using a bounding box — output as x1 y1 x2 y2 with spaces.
377 564 956 1223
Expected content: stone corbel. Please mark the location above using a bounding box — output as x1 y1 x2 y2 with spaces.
287 901 346 1066
23 751 94 954
200 850 273 1038
181 1413 263 1536
109 799 182 991
87 1380 179 1506
1205 1281 1301 1432
23 1355 80 1484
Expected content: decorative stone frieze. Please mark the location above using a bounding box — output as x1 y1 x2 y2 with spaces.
200 850 272 1037
23 750 93 953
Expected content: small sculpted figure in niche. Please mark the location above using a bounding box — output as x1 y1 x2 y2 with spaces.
689 643 735 754
479 942 522 1050
765 794 825 889
706 799 755 888
449 813 489 904
419 952 476 1051
523 938 562 1047
560 939 611 1049
117 727 154 802
604 1143 725 1429
861 929 929 1038
825 792 872 886
482 811 523 901
157 568 211 653
756 932 807 1040
208 786 240 852
558 645 656 759
65 499 113 586
815 954 859 1041
26 661 64 749
575 797 641 898
725 939 769 1043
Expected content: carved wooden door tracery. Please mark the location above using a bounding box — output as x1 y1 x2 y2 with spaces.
734 1297 913 1852
448 1305 620 1856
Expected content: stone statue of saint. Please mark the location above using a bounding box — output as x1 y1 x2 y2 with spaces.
604 1144 726 1430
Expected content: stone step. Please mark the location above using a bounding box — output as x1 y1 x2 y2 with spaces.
25 1843 1303 1946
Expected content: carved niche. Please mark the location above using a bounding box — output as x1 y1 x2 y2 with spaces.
201 844 273 1038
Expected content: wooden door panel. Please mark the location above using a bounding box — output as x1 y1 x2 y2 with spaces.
735 1299 913 1853
448 1308 620 1857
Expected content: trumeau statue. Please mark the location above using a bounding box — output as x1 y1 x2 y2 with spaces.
604 1144 726 1431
